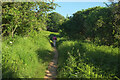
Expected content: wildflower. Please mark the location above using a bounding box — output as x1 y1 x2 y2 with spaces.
10 41 12 44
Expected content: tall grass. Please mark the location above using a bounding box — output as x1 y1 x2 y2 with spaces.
2 31 54 78
57 39 120 79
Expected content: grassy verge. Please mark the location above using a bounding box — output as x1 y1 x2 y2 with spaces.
2 31 55 78
57 38 120 79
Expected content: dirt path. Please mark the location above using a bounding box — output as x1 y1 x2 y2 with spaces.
44 47 58 79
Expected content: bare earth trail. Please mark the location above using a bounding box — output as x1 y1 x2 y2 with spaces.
44 47 58 79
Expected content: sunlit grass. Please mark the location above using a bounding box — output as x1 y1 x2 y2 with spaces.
2 31 55 78
57 38 120 79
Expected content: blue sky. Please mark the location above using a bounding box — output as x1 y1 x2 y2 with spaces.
51 2 111 17
53 0 118 2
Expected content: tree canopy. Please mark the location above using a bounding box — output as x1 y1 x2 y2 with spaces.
2 2 57 37
60 1 120 47
47 12 65 32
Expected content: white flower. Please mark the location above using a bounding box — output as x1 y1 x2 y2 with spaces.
10 41 12 44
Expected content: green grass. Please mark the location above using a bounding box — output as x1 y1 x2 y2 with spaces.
57 38 120 79
2 31 56 78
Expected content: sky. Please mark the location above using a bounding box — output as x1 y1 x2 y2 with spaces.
53 0 119 2
51 2 111 17
54 0 109 2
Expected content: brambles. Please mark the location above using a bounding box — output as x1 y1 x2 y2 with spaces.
57 39 119 79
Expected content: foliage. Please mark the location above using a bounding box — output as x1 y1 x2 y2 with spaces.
110 1 120 47
57 38 120 79
2 2 57 37
1 1 59 78
2 31 54 78
60 2 120 47
60 7 100 39
85 7 114 45
47 12 65 32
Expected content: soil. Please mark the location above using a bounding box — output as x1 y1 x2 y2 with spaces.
44 47 58 79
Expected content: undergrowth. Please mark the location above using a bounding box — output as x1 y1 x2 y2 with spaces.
2 31 55 78
57 39 120 79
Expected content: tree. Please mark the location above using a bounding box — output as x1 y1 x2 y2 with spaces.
60 7 99 39
2 2 57 37
47 12 65 32
110 1 120 46
104 1 120 46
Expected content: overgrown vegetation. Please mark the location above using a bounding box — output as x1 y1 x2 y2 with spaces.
60 2 120 47
1 1 120 79
54 2 120 79
2 31 54 78
2 1 58 78
57 2 120 78
47 12 65 32
2 2 57 37
57 38 120 79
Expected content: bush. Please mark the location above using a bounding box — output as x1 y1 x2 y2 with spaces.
2 31 54 78
57 39 120 79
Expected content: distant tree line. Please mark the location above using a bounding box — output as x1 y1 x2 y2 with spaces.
60 1 120 47
47 12 65 32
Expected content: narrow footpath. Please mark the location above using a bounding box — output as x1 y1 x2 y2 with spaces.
44 47 58 79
